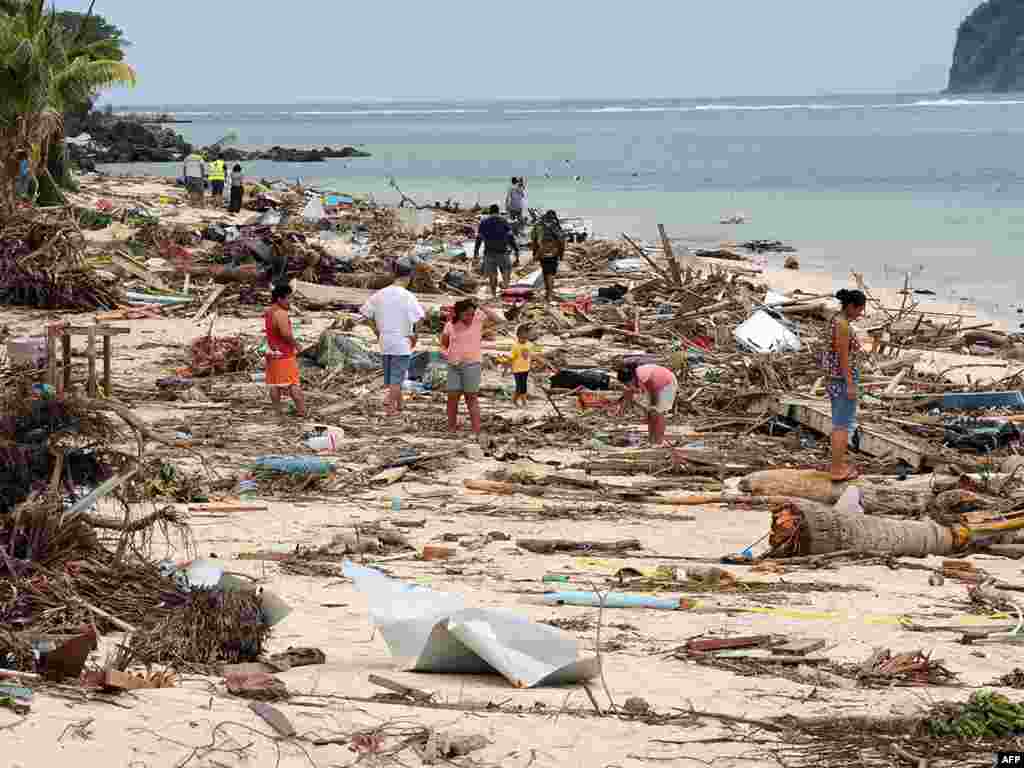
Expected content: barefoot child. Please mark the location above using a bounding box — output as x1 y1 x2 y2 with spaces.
509 325 533 407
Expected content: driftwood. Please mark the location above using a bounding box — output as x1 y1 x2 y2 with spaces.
515 538 642 554
463 478 725 508
740 469 1015 518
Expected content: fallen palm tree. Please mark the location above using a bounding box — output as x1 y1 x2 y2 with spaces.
767 495 965 558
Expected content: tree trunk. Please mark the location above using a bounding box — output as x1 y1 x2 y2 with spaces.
776 497 958 557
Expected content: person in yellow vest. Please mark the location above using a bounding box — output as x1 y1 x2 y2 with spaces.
207 156 226 208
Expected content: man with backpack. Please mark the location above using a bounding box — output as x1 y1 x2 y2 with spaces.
530 210 566 304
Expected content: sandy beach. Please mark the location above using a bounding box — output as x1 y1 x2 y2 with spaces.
3 172 1024 768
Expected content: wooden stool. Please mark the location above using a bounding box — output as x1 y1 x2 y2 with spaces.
46 323 131 397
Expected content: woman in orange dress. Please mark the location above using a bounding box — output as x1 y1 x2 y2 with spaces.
264 283 306 417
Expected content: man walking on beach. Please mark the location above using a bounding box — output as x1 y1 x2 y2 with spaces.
530 210 566 304
360 283 426 417
506 177 526 229
474 204 520 298
183 151 206 208
264 283 306 418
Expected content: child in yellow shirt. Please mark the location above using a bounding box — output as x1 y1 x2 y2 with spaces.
509 324 534 407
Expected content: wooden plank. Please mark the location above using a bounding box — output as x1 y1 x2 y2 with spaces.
111 251 169 291
46 331 57 389
102 335 112 397
193 284 227 322
61 333 71 394
188 503 268 513
64 326 131 336
884 367 908 396
772 397 926 469
86 327 97 398
686 635 772 654
368 674 433 702
657 224 683 286
621 233 671 282
771 639 827 656
708 651 829 664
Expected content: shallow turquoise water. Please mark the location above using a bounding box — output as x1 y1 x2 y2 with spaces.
104 94 1024 327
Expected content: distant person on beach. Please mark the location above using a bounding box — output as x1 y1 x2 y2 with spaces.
824 289 866 482
442 299 506 436
506 177 526 225
614 363 678 446
360 284 426 417
474 204 520 297
229 163 244 213
530 210 566 304
183 151 206 207
208 156 226 208
264 282 306 418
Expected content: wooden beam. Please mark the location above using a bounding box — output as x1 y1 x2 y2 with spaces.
110 251 169 291
63 326 131 336
658 224 683 286
192 284 227 322
772 396 926 469
102 335 112 397
621 233 671 282
62 333 71 394
46 329 57 389
86 327 97 398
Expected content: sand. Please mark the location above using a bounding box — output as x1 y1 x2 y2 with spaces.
2 175 1022 768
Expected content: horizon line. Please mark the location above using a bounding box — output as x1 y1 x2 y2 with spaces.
100 89 973 109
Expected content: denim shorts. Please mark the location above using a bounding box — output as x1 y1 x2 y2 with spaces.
383 354 411 386
447 362 481 393
829 377 858 430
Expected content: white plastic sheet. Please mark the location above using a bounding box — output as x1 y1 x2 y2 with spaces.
302 197 326 222
734 309 802 353
344 562 598 688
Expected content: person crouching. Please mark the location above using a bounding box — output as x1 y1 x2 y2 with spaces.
614 363 678 446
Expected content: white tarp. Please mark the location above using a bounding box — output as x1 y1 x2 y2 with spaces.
344 562 598 688
734 309 802 353
302 197 326 222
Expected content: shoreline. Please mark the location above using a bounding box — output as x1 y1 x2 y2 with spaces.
87 166 1015 337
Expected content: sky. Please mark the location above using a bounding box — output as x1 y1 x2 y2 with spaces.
60 0 985 106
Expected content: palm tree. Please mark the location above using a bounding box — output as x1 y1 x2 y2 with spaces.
0 0 135 211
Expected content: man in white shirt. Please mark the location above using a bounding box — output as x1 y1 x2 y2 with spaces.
183 151 207 208
360 284 426 416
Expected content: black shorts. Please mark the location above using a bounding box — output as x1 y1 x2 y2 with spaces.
514 371 529 395
540 257 559 277
211 180 225 196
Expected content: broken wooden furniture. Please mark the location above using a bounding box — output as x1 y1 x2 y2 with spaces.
45 322 130 397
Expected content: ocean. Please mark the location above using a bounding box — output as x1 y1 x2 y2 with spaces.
105 94 1024 327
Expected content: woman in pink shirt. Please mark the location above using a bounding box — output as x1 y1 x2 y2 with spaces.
441 299 505 435
615 363 678 446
